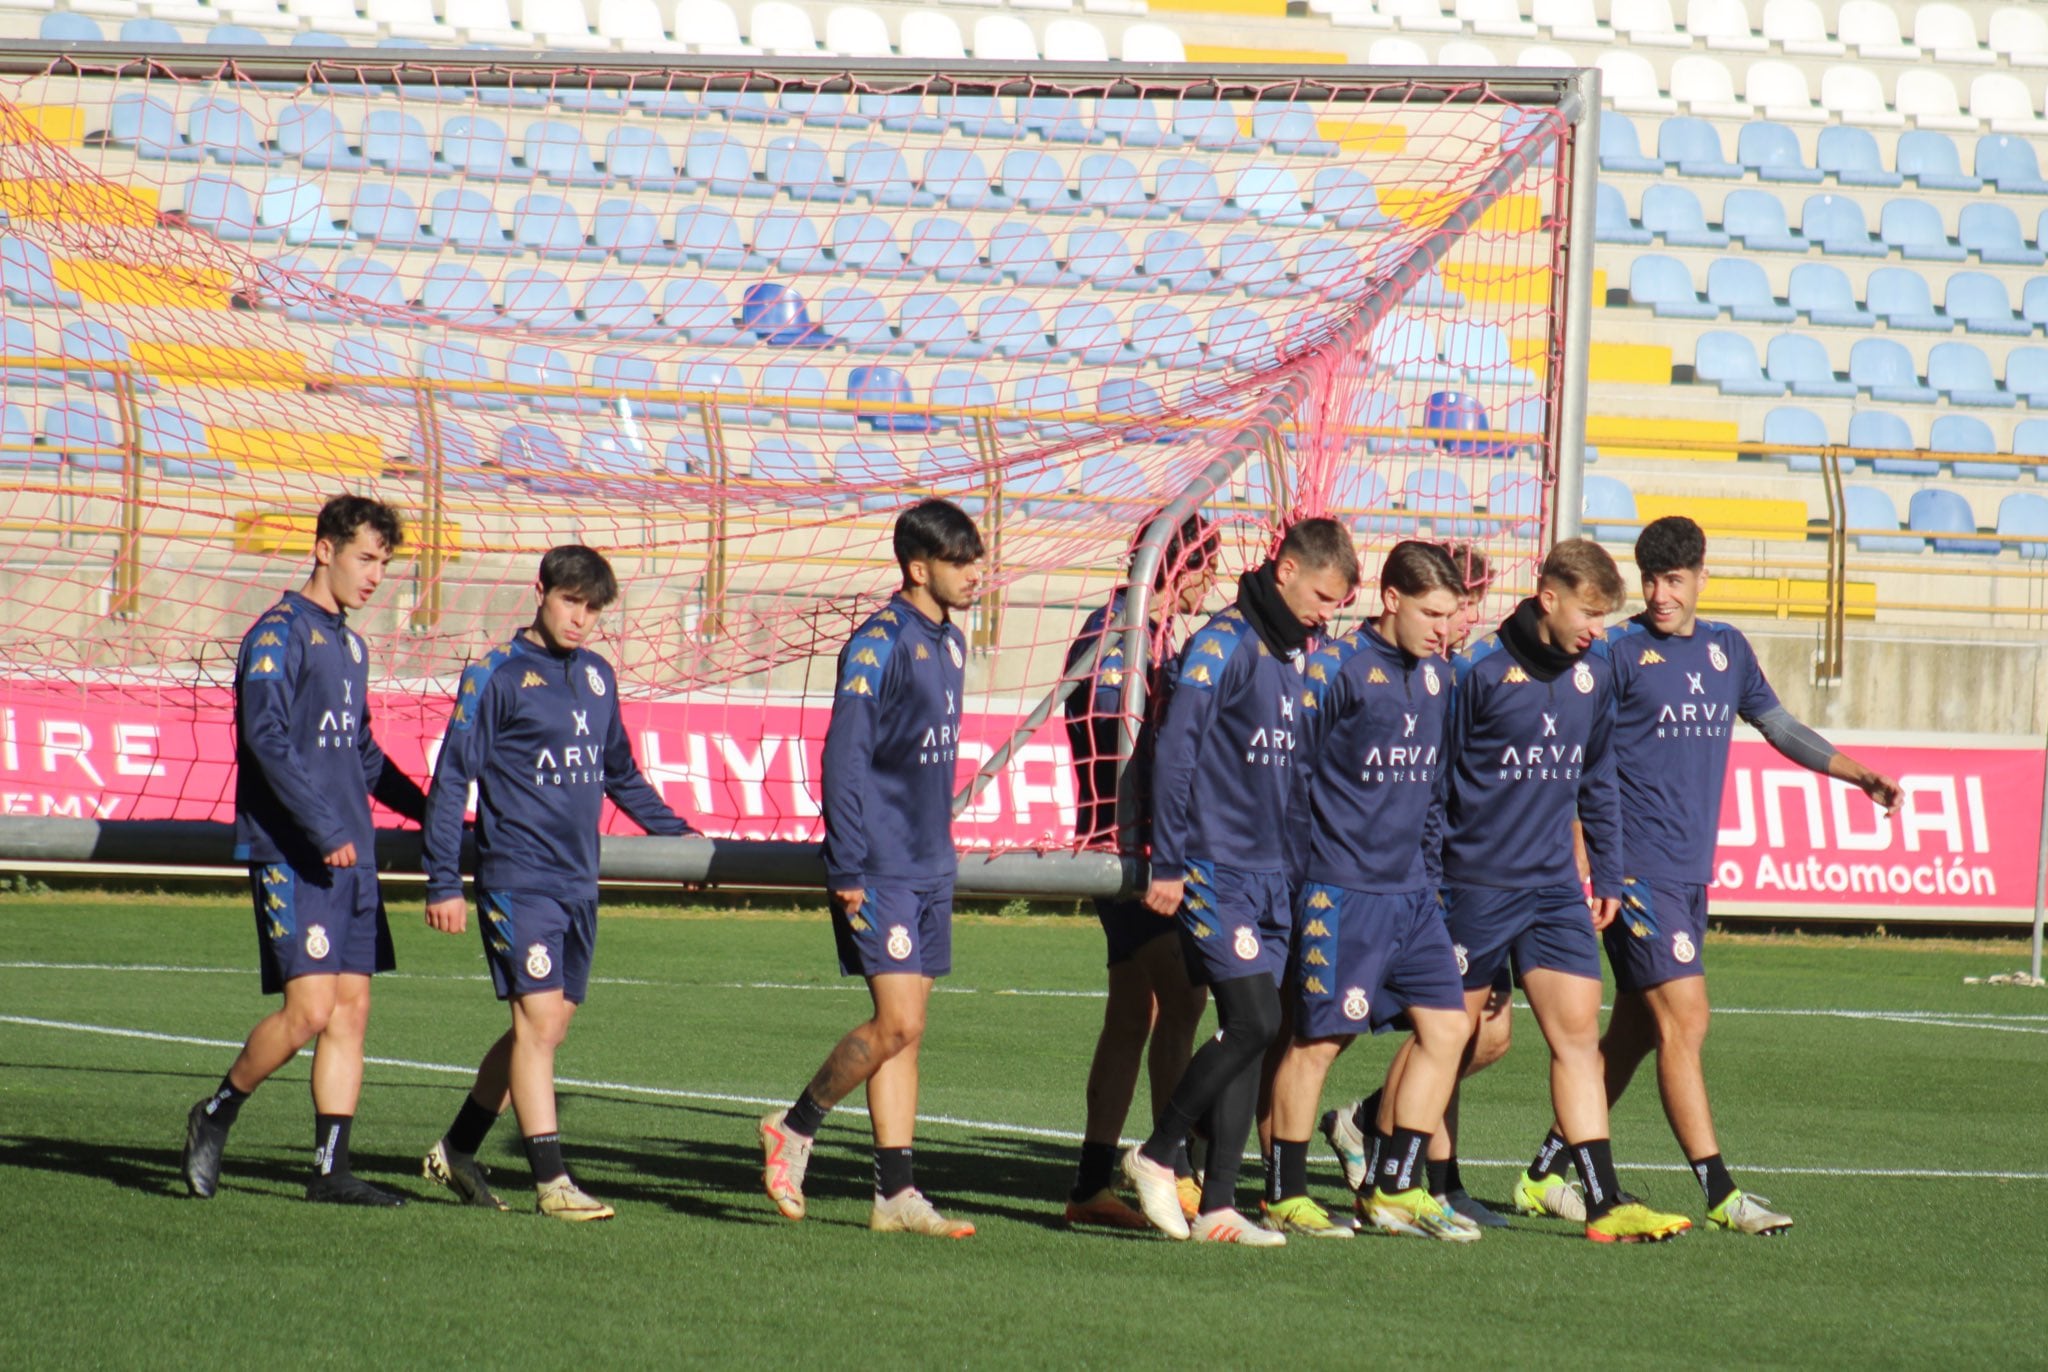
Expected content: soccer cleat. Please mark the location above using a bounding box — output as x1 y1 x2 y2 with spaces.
1176 1174 1202 1223
536 1175 614 1222
1064 1188 1151 1231
1262 1194 1355 1239
421 1140 509 1211
304 1172 406 1207
758 1109 813 1222
1366 1187 1482 1242
1121 1146 1192 1240
1192 1208 1286 1247
1442 1187 1510 1229
1707 1190 1794 1237
182 1100 227 1200
1511 1168 1588 1222
1319 1105 1372 1192
1586 1201 1692 1244
870 1188 975 1238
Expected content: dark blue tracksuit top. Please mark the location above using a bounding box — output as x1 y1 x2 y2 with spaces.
1440 628 1623 899
1063 592 1179 849
1596 615 1782 887
821 594 968 891
1150 605 1310 876
234 590 425 872
1299 624 1454 893
423 633 691 903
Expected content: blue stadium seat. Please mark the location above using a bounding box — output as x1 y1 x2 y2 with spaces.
1095 98 1173 149
978 296 1055 359
1722 189 1805 251
1130 303 1203 369
1255 103 1336 156
679 360 760 425
206 24 270 44
932 368 1022 436
1403 268 1465 311
60 321 147 392
1974 134 2048 195
1156 158 1243 223
0 402 45 469
578 276 665 340
847 367 932 434
592 199 676 266
501 269 577 331
514 194 604 261
1601 112 1664 173
1658 117 1741 177
1076 154 1160 219
1909 488 1992 555
1144 230 1219 294
695 91 780 123
661 433 707 477
898 294 988 360
1895 130 1980 191
587 352 677 419
1763 404 1831 472
1053 302 1134 366
1767 332 1857 397
1815 125 1900 187
1496 106 1559 170
1707 258 1795 322
765 137 843 204
937 96 1018 140
1944 272 2029 336
328 333 410 405
661 280 740 344
1958 203 2045 265
441 116 516 178
923 149 1005 211
141 404 231 479
1996 492 2048 558
819 287 906 355
426 188 514 253
419 263 500 327
832 440 905 494
40 13 102 40
748 435 822 488
1425 391 1510 459
1697 332 1783 395
1068 227 1143 290
833 213 914 276
318 257 405 321
500 423 572 478
183 175 273 240
1642 185 1729 248
1880 198 1965 261
1629 255 1716 318
1931 414 2018 480
999 151 1079 213
845 141 934 208
2006 347 2048 405
1844 485 1923 552
764 363 853 431
278 104 364 170
1206 308 1276 371
1014 374 1090 441
1344 464 1397 536
45 400 123 471
119 18 183 45
507 343 585 413
420 339 506 411
188 97 273 165
0 317 51 389
1737 120 1822 183
1236 164 1322 227
1292 237 1363 299
1801 194 1884 256
2016 420 2048 462
1373 315 1458 383
740 283 831 346
1486 472 1544 536
107 92 196 161
1021 96 1099 146
1308 168 1393 230
574 431 654 478
988 223 1072 287
1218 233 1287 296
523 121 607 186
783 92 867 130
685 132 772 198
1850 338 1936 403
1174 99 1258 153
1101 378 1177 444
1850 408 1932 475
907 217 994 283
1928 341 2013 407
673 207 757 270
1400 468 1480 537
604 128 690 191
1866 266 1948 331
1441 323 1531 385
0 237 79 307
1583 475 1638 541
357 110 441 175
1788 263 1873 327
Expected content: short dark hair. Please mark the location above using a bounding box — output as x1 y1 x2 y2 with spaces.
1380 540 1463 597
1540 537 1626 610
893 498 985 576
537 544 619 610
1439 541 1491 596
1134 512 1219 593
1274 516 1360 589
314 494 403 555
1635 516 1707 577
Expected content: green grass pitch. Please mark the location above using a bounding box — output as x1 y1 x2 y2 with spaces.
2 891 2044 1369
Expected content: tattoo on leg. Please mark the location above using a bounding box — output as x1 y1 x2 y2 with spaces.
806 1029 877 1107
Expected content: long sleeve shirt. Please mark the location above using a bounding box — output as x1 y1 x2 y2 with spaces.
423 633 690 902
821 594 968 891
233 590 424 871
1063 592 1178 851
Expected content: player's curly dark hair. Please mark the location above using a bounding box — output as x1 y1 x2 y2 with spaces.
1635 516 1707 577
314 494 403 555
538 544 620 610
1132 512 1220 593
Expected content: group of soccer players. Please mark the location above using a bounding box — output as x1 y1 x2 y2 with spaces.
182 489 1899 1242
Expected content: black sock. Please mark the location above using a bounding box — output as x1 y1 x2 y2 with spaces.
1365 1130 1385 1188
1142 976 1280 1174
1425 1157 1450 1196
786 1089 829 1140
312 1114 352 1177
1531 1127 1570 1179
1378 1127 1429 1194
1691 1152 1737 1210
1071 1141 1118 1202
874 1146 914 1200
523 1131 566 1185
445 1094 499 1157
1197 1064 1260 1215
1172 1138 1194 1180
1273 1138 1309 1202
202 1075 249 1129
1442 1153 1465 1195
1572 1138 1621 1220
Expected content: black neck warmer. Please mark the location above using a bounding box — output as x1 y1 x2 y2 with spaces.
1498 596 1580 682
1236 562 1312 658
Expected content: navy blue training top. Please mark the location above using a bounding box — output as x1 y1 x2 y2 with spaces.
1063 592 1179 851
821 593 968 890
233 590 424 872
423 633 690 902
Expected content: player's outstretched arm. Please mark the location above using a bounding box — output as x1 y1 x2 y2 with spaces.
819 651 880 897
1828 751 1903 815
421 663 488 934
1142 647 1222 916
241 629 353 863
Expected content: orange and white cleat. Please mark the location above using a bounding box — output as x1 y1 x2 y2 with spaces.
758 1109 813 1221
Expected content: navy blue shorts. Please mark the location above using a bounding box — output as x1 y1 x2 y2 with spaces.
1095 896 1176 967
480 888 597 1004
1177 859 1290 988
1605 879 1707 993
833 885 953 978
250 862 392 996
1292 883 1467 1039
1442 883 1603 990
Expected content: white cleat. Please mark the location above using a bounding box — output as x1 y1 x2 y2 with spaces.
1319 1105 1372 1193
1192 1207 1286 1247
1121 1145 1192 1240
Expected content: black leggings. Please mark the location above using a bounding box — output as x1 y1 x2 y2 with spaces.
1141 972 1283 1216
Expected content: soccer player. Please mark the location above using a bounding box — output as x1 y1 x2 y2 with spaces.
1264 542 1474 1241
1062 515 1218 1231
1436 537 1692 1242
418 545 695 1222
1120 517 1360 1247
758 499 986 1239
1509 517 1901 1235
181 495 427 1205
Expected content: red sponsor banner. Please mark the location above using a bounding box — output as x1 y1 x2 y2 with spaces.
1 684 2042 917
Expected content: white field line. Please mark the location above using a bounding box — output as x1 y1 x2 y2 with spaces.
2 1013 2045 1183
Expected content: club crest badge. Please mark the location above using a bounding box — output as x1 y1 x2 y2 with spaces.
586 664 607 696
1453 943 1469 976
1232 926 1259 962
1572 661 1594 694
1423 663 1441 696
348 634 362 664
947 637 963 669
886 925 914 960
526 943 553 979
1673 932 1697 964
1708 642 1728 673
304 925 330 960
1341 987 1370 1022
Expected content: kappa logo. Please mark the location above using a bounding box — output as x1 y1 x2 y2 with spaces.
586 665 606 696
847 913 871 933
1423 663 1441 696
255 631 282 647
852 647 881 668
253 654 278 674
1673 931 1697 964
841 676 873 696
1572 661 1595 694
309 630 327 646
876 610 899 624
1341 987 1370 1022
863 626 890 640
1232 926 1259 961
520 671 547 688
1300 690 1317 712
1303 975 1329 996
1188 664 1213 686
1453 943 1469 975
304 925 331 960
1503 666 1529 684
886 925 914 960
526 942 553 979
1200 638 1227 659
914 643 930 660
1189 921 1213 940
1101 669 1124 688
1366 666 1390 685
1639 649 1664 666
1708 641 1729 673
1308 662 1328 683
1303 947 1329 967
1302 917 1331 938
1306 889 1334 911
263 866 287 887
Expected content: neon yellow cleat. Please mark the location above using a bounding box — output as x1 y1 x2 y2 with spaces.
1176 1174 1202 1223
1586 1201 1692 1244
1511 1168 1587 1222
1365 1187 1483 1242
1263 1194 1356 1239
1707 1190 1793 1236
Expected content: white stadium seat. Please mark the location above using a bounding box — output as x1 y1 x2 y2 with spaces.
1437 38 1500 64
1761 0 1843 56
1687 0 1765 52
1379 0 1460 33
366 0 455 39
1914 3 1992 64
1671 54 1749 118
1597 50 1677 114
1895 68 1975 131
1820 64 1904 127
1613 0 1689 48
284 0 380 36
220 0 303 32
1744 58 1825 121
1458 0 1535 38
1989 7 2048 68
598 0 687 49
750 1 819 53
1971 72 2048 134
1532 0 1610 43
1044 17 1108 59
823 5 892 56
1515 43 1576 66
1837 0 1918 61
1327 0 1396 30
1368 35 1430 63
1120 21 1185 61
900 10 965 58
446 0 536 45
672 0 757 53
972 14 1040 59
523 0 612 48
